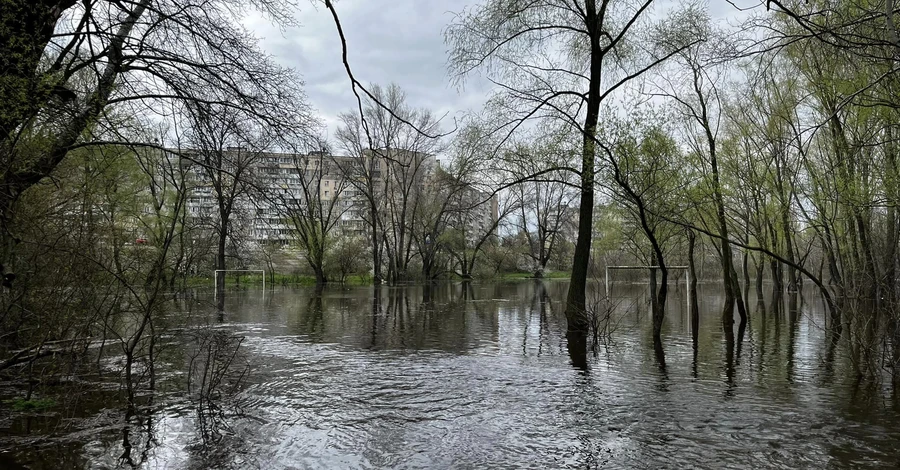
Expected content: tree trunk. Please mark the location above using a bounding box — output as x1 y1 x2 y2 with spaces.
422 249 436 281
742 248 750 296
216 225 227 312
0 201 18 292
313 265 326 285
755 254 765 299
688 231 700 344
564 0 601 338
854 213 879 301
369 201 382 284
884 124 899 304
651 248 668 342
650 263 658 317
783 205 798 293
730 263 748 321
461 255 473 279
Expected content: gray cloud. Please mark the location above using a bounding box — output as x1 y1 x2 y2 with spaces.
244 0 756 142
246 0 487 142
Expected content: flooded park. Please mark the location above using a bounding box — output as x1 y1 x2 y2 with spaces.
3 0 900 468
1 280 898 469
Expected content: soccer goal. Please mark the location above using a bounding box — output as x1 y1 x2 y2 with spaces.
605 265 691 311
213 269 265 299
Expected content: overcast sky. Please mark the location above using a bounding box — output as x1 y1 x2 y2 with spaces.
245 0 756 142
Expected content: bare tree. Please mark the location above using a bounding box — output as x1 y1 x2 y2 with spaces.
185 104 273 303
432 122 510 279
411 169 460 280
335 83 442 284
279 148 349 285
506 139 578 278
412 156 503 281
446 192 513 280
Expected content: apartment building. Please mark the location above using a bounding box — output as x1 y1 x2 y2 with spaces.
183 148 497 248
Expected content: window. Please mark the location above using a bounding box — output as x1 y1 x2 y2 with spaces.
324 181 329 187
324 191 330 197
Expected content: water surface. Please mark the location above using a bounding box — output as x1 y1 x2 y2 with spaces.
1 281 898 469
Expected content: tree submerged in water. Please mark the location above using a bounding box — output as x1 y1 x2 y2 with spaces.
2 4 900 467
0 0 313 427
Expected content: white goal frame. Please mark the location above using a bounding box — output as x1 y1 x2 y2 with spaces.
214 269 265 299
605 265 690 311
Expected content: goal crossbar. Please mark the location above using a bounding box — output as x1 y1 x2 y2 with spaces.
605 265 690 311
214 269 265 299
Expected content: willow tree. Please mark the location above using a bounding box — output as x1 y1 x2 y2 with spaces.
724 59 807 297
759 0 900 378
446 0 696 341
601 115 684 341
652 11 750 325
759 2 900 377
744 1 898 305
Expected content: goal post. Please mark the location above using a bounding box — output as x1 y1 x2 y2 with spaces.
213 269 265 299
605 265 690 311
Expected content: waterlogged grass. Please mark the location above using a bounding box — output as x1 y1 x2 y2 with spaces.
186 273 374 287
3 397 56 412
184 271 569 287
498 271 570 280
341 275 374 285
185 273 314 287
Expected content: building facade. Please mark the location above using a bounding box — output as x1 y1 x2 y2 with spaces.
182 148 497 249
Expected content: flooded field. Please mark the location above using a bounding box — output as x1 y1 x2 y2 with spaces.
1 281 898 469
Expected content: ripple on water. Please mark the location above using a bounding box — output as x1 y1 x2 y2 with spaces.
3 284 900 469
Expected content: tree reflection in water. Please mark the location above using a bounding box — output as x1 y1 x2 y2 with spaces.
3 281 900 468
184 328 251 466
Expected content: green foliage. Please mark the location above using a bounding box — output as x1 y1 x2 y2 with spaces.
597 113 688 264
592 203 625 255
3 397 56 412
325 234 370 283
496 271 570 280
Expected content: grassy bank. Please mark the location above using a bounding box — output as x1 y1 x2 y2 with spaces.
497 271 571 280
185 273 374 288
184 271 570 288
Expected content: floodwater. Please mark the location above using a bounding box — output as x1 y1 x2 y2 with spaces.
1 281 899 469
